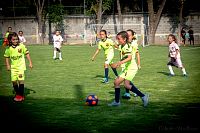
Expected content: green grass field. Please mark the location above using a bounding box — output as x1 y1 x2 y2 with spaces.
0 44 200 132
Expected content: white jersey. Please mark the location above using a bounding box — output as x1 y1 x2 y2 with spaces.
169 41 180 58
53 35 63 48
18 35 26 43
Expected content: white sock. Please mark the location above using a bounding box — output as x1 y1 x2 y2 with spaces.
59 52 62 58
53 50 57 58
168 65 175 75
182 68 187 75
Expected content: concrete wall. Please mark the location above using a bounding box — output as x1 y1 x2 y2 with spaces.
0 14 200 45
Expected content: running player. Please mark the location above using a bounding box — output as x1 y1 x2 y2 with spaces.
91 30 118 83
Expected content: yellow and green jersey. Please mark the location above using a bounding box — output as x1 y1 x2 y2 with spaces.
98 38 114 56
130 39 139 60
119 43 137 70
4 43 29 70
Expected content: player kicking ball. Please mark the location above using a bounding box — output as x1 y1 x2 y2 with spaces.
53 30 63 60
167 34 187 77
108 31 149 107
4 32 33 102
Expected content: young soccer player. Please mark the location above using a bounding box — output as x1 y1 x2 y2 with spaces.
91 30 118 83
53 30 63 60
18 31 26 44
122 29 141 99
108 31 149 107
3 27 12 47
167 34 187 77
4 32 33 102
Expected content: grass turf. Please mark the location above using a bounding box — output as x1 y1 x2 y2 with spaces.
0 44 200 132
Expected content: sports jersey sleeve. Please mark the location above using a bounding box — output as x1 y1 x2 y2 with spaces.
4 48 10 58
60 36 63 42
98 42 102 50
21 44 29 55
174 43 180 50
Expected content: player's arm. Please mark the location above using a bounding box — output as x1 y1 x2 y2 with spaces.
116 54 132 67
136 51 141 69
91 48 100 61
26 53 33 69
5 57 11 71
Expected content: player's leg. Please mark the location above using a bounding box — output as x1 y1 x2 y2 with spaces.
122 66 138 99
53 47 57 59
11 70 23 102
102 63 109 83
167 58 175 76
108 76 124 106
110 63 118 77
177 58 187 76
56 47 62 60
124 79 149 107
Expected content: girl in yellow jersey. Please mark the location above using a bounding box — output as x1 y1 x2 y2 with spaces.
4 32 33 102
92 30 118 83
108 31 149 107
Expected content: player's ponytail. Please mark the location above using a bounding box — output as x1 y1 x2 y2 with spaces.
117 31 129 43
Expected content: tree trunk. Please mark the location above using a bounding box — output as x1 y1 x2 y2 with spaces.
178 0 184 45
96 0 102 34
116 0 123 31
147 0 166 44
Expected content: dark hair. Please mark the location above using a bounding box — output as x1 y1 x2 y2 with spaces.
18 31 23 34
8 32 19 46
7 27 12 32
117 31 129 43
126 29 136 40
168 34 177 43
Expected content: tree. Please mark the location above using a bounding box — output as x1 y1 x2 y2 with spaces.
178 0 185 44
116 0 123 31
48 3 64 30
87 0 113 33
34 0 46 44
147 0 166 44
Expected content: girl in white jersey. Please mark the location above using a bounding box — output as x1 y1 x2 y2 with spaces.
167 34 187 77
53 30 63 60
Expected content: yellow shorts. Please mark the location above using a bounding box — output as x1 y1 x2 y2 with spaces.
119 66 138 81
105 53 114 65
11 70 25 81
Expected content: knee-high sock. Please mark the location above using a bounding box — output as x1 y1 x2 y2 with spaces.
168 65 174 75
19 84 24 96
13 84 19 95
115 88 120 103
111 67 118 77
130 83 144 97
105 68 109 79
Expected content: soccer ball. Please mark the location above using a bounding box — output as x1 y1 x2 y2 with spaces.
85 94 98 106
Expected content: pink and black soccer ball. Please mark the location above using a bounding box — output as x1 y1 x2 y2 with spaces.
85 94 98 106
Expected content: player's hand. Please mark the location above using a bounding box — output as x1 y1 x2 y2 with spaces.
91 57 95 61
114 61 122 68
29 63 33 69
6 65 11 71
138 65 141 70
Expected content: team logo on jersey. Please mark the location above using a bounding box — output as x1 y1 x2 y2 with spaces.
18 48 22 53
106 43 109 47
122 51 125 55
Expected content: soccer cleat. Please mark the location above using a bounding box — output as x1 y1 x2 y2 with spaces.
14 95 23 102
101 78 108 83
141 94 149 107
59 57 62 60
169 73 175 77
53 57 56 60
108 100 121 106
183 74 188 77
122 93 131 99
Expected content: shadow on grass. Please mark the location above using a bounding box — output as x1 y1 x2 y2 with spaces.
0 95 199 132
157 71 170 76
